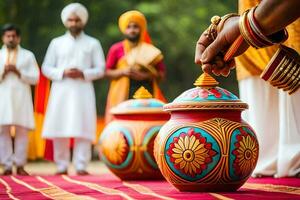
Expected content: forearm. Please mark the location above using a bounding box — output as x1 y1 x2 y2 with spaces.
104 69 124 79
20 68 39 85
83 67 104 81
255 0 300 35
42 65 64 81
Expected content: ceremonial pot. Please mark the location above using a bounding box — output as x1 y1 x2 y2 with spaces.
99 87 170 180
154 73 259 191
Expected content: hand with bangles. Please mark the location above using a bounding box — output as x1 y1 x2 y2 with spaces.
195 0 300 77
195 15 249 77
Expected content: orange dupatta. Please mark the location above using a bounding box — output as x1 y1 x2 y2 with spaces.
104 38 166 124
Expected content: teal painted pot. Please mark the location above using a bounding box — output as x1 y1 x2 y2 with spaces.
154 73 259 192
99 87 170 180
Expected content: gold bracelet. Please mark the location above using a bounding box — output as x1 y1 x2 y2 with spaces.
284 74 297 90
269 56 289 83
239 10 259 48
288 77 300 94
277 62 298 89
272 60 294 86
217 13 239 33
204 15 221 41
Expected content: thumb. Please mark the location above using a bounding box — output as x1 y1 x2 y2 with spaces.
201 36 226 64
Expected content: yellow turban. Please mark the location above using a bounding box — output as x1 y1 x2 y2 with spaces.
118 10 147 34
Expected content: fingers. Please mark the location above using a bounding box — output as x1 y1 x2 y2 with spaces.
228 59 236 69
218 59 235 77
212 65 222 76
195 33 214 64
203 56 235 77
201 35 227 64
202 63 213 73
220 67 230 77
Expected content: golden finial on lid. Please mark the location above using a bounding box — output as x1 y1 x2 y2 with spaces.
194 73 219 87
133 86 153 99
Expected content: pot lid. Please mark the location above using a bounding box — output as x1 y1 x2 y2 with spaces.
110 86 166 115
163 73 248 111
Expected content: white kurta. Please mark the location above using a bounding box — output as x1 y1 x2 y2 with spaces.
239 76 300 177
42 32 105 141
0 46 39 130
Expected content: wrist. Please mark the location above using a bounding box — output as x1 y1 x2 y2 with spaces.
119 69 126 77
254 7 272 35
146 72 155 81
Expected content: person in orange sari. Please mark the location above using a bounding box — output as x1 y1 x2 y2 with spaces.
104 10 166 124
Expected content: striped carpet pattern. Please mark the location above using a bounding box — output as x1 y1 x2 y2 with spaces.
0 173 300 200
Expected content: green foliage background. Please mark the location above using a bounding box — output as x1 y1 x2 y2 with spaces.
0 0 238 115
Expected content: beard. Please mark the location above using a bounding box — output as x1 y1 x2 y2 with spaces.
69 26 83 35
6 42 17 49
125 33 140 42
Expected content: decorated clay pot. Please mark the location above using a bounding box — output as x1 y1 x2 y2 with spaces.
99 87 170 180
154 73 259 191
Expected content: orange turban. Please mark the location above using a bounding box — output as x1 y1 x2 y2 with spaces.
118 10 147 34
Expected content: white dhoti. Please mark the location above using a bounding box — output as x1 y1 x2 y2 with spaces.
53 138 91 172
239 76 300 177
0 125 29 170
277 91 300 177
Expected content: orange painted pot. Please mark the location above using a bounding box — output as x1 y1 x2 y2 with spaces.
99 87 170 180
154 73 259 191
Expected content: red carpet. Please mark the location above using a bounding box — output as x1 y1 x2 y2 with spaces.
0 173 299 200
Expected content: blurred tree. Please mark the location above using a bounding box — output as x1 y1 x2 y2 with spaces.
0 0 238 115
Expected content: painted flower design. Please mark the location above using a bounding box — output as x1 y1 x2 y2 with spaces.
232 128 259 177
209 88 222 98
167 128 217 177
179 88 226 100
198 88 209 98
187 89 201 99
198 88 222 99
222 88 232 97
101 131 129 165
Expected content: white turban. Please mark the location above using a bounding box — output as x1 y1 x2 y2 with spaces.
61 3 89 26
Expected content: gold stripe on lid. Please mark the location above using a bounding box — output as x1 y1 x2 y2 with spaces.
194 73 219 87
133 86 153 99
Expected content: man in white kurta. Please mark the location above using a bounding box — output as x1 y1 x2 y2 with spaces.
0 24 39 175
42 3 105 175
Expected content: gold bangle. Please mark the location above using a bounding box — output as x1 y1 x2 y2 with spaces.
286 66 300 90
269 56 289 83
284 74 297 90
286 65 300 87
217 13 239 33
239 10 259 48
270 57 290 82
287 77 300 93
272 60 294 86
279 64 298 88
204 15 221 41
288 80 300 94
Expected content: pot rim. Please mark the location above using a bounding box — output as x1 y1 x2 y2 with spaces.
110 107 167 115
163 101 248 112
